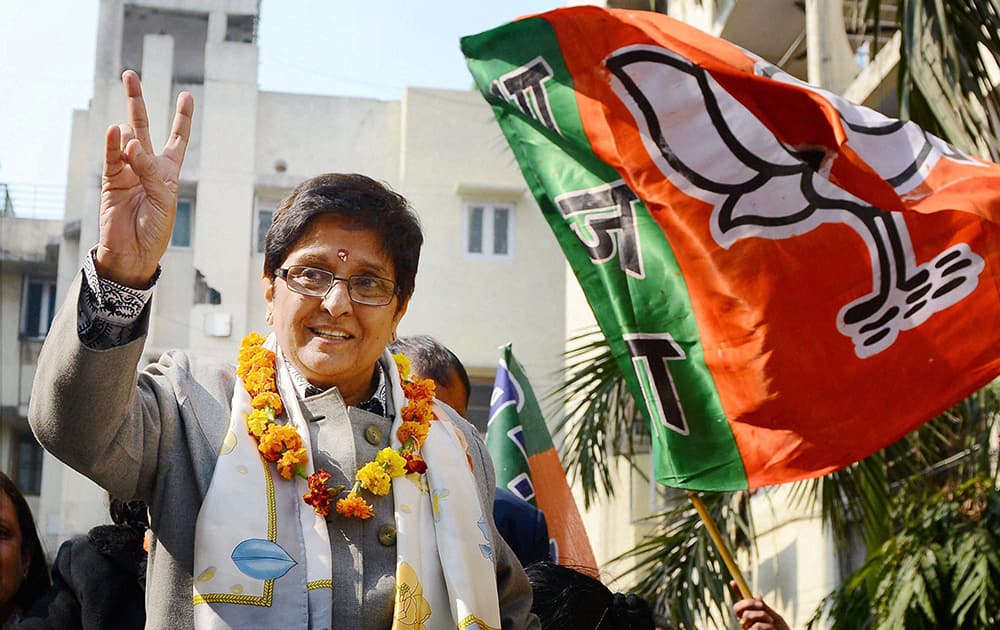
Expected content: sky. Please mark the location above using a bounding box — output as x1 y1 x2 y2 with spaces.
0 0 564 219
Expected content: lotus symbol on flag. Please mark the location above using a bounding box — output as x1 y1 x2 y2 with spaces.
605 46 986 358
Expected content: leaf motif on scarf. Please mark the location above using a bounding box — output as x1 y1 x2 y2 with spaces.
231 538 297 580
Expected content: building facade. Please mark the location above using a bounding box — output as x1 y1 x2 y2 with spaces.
0 213 62 520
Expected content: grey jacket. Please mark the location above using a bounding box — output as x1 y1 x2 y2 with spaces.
29 275 537 629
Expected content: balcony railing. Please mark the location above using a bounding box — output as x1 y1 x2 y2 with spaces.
0 182 65 220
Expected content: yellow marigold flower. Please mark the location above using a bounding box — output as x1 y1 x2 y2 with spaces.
241 332 266 349
397 420 430 447
392 353 412 381
245 369 276 397
246 409 271 437
277 447 308 480
376 447 407 478
251 391 283 416
336 492 374 520
250 352 274 371
357 461 391 495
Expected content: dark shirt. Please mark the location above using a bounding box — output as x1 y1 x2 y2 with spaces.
493 488 552 567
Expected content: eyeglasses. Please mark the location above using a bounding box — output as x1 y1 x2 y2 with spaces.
276 265 398 306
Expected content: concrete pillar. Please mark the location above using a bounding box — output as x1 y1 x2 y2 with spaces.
805 0 857 93
140 34 175 149
190 10 259 358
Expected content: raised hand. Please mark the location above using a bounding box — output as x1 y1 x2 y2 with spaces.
95 70 194 288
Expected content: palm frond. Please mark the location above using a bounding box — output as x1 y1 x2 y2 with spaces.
610 491 754 629
859 0 1000 160
550 326 645 506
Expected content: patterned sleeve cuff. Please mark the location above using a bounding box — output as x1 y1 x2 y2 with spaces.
78 248 159 349
82 247 158 324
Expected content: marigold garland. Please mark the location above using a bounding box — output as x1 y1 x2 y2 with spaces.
236 334 436 520
334 354 437 520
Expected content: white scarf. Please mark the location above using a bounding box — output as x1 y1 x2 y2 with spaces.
192 336 501 629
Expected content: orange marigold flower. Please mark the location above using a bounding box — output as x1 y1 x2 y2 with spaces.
257 427 284 462
272 424 302 450
258 423 299 462
277 447 308 480
303 470 333 517
397 420 430 446
246 409 271 437
336 492 374 520
402 398 434 424
402 378 436 402
245 369 276 397
240 332 266 350
249 351 274 371
251 391 283 415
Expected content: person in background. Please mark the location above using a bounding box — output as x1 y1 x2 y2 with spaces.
20 496 148 629
525 561 654 630
0 472 50 628
389 335 553 567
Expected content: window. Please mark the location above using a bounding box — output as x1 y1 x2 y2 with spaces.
464 202 514 258
12 431 44 495
20 278 56 339
225 14 257 43
256 209 274 254
171 199 194 247
466 379 495 434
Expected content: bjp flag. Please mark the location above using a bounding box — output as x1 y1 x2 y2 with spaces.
488 344 597 571
462 7 1000 491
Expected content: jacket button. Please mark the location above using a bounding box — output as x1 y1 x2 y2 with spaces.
364 425 383 446
378 524 397 546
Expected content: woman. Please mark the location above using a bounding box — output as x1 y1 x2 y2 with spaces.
0 472 49 628
29 71 536 629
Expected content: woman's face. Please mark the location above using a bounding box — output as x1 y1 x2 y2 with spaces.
0 492 28 614
262 215 409 405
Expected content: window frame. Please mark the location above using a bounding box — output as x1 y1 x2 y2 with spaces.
169 197 195 249
19 276 57 340
255 207 275 255
11 430 44 495
462 201 515 260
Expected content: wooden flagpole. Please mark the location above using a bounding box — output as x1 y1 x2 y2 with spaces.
686 491 752 599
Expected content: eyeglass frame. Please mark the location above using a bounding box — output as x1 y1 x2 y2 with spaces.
275 265 399 306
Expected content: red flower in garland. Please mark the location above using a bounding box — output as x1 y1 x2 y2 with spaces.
403 453 428 474
303 470 334 518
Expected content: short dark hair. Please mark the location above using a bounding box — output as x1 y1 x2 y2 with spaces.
263 173 423 305
388 335 470 408
525 562 655 630
0 472 50 614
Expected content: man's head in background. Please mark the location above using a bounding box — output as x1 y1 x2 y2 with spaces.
389 335 471 416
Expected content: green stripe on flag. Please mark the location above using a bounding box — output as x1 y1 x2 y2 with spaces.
487 344 547 506
463 18 747 490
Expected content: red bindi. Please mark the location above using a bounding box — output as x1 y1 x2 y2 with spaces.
337 248 349 262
